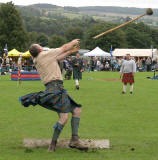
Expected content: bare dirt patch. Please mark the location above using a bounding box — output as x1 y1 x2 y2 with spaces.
23 138 110 149
98 78 121 82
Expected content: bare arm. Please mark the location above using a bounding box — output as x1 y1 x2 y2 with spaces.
120 64 124 74
60 39 80 53
57 46 80 61
132 61 137 74
120 63 124 78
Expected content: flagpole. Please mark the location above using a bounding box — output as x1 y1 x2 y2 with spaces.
151 45 155 78
110 45 113 71
151 45 154 60
110 45 113 57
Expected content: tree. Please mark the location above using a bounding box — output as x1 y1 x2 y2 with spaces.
0 2 29 52
48 35 66 48
36 33 49 46
28 31 38 46
151 29 158 48
84 23 127 51
65 27 84 41
124 23 153 48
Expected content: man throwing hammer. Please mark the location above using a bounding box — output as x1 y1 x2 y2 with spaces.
19 39 88 152
120 54 136 94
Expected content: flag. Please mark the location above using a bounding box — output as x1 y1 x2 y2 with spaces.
4 44 8 56
110 45 113 57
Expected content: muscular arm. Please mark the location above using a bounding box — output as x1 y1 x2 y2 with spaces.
132 61 137 74
60 39 80 53
120 63 124 74
57 46 80 61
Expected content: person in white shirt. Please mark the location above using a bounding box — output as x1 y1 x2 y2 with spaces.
96 58 101 71
120 54 136 94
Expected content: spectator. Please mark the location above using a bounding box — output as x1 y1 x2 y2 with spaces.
96 58 101 71
146 57 152 72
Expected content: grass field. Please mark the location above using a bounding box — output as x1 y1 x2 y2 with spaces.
0 71 158 160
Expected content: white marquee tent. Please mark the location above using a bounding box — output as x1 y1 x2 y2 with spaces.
113 49 158 58
84 47 111 57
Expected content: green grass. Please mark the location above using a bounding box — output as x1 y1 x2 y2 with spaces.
0 72 158 160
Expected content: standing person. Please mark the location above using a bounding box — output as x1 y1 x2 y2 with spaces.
120 54 136 94
19 39 88 152
5 56 10 73
72 53 83 90
142 57 146 71
0 57 3 73
90 57 96 71
17 55 22 84
117 57 122 71
96 58 101 71
17 54 22 70
111 57 117 71
1 57 7 75
105 62 110 71
146 57 152 72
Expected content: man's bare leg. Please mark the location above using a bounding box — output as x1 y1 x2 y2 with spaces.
122 83 127 94
48 113 68 152
130 83 134 94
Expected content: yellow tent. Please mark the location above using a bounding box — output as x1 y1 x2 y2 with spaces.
8 49 21 57
22 51 31 58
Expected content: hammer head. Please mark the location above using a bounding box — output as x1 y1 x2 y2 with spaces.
146 8 153 15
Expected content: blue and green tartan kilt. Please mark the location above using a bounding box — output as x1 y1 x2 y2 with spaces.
19 80 82 113
73 69 82 80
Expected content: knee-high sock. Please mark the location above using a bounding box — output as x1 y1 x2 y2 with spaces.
123 84 127 92
71 117 80 136
130 84 134 92
75 79 79 86
52 122 63 141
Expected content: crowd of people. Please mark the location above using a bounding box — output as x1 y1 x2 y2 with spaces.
0 56 34 74
0 55 158 76
62 56 157 79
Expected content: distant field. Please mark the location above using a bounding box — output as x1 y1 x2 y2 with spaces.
0 71 158 160
41 8 158 26
63 12 83 19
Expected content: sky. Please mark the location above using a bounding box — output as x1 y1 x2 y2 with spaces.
0 0 158 8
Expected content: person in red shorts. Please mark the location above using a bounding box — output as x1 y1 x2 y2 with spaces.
120 54 136 94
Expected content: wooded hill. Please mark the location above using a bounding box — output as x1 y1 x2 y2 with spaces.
17 3 158 27
1 2 158 54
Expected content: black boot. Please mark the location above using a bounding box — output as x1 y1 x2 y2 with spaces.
76 85 79 90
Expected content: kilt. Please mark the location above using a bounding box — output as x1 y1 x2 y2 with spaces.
19 80 82 113
73 69 82 80
122 73 134 83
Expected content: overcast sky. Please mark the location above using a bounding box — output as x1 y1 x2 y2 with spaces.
0 0 158 8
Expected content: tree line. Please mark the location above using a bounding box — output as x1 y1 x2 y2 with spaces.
0 2 158 56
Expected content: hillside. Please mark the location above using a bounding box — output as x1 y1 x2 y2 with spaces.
16 3 158 27
78 6 158 16
1 2 158 53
